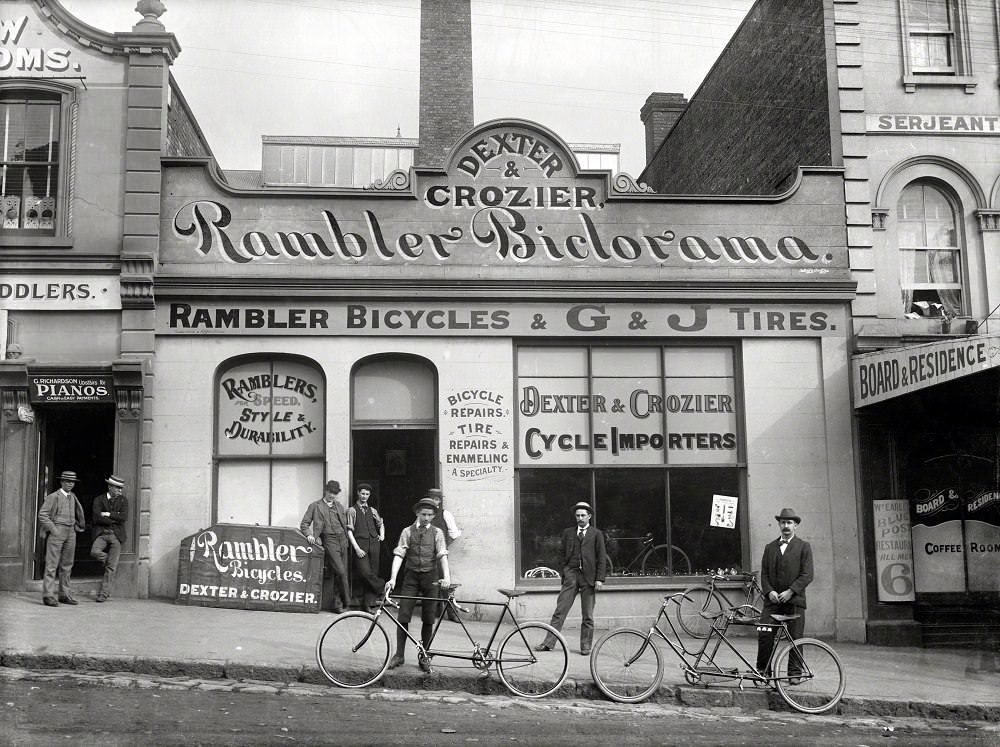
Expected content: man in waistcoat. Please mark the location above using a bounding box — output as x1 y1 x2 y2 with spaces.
756 507 814 682
384 496 450 673
37 470 86 607
90 474 129 602
346 482 385 611
300 480 351 614
535 501 608 655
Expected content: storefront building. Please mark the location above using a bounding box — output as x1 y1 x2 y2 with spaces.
642 0 1000 645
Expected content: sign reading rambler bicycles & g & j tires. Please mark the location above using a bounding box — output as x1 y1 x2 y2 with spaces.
176 524 324 612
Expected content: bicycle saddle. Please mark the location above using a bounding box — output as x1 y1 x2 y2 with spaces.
770 613 801 622
497 588 526 598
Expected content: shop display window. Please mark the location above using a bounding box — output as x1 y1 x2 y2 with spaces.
516 344 745 580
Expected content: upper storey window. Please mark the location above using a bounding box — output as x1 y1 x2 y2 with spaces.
900 0 974 91
1 91 61 235
897 182 964 318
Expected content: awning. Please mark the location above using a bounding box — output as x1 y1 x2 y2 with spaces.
852 333 1000 408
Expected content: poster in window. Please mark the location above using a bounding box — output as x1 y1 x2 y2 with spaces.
965 490 1000 593
710 494 738 529
873 499 915 602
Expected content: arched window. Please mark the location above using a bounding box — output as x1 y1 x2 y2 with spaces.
896 181 963 318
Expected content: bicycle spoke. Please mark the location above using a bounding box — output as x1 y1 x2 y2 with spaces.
590 629 662 703
315 612 390 688
675 586 723 639
773 639 845 714
496 622 569 698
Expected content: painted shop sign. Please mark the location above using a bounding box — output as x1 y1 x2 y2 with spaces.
965 490 1000 593
852 334 1000 408
0 275 121 310
161 120 848 279
0 14 81 74
29 374 113 403
910 488 964 594
443 387 511 481
160 302 844 338
217 359 325 456
872 499 915 602
867 114 1000 134
176 524 323 612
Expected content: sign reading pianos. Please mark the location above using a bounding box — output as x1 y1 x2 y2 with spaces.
177 524 323 612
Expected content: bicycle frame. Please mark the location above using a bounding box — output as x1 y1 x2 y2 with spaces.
708 572 762 611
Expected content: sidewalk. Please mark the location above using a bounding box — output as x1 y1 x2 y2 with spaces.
1 591 997 720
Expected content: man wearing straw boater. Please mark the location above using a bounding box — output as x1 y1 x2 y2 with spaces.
37 470 86 607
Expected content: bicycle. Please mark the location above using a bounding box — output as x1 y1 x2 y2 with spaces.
315 582 569 698
676 571 763 639
605 532 691 577
590 592 845 714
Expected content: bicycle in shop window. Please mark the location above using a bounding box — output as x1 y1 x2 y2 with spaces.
589 592 845 714
604 531 691 577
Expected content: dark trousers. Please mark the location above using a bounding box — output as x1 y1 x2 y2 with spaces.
395 567 438 655
544 567 596 651
352 540 384 607
90 532 122 599
321 534 350 611
756 601 806 674
42 525 76 599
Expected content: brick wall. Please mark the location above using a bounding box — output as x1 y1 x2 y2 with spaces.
416 0 474 167
166 79 211 158
641 0 831 195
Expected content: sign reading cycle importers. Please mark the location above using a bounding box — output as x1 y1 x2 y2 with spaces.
176 524 323 612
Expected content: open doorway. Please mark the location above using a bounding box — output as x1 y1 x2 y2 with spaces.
34 404 116 579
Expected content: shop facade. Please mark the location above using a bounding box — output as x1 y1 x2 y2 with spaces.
152 119 864 638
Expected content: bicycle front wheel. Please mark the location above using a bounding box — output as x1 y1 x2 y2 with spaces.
315 612 390 688
773 638 846 714
496 622 569 698
590 628 663 703
675 585 724 638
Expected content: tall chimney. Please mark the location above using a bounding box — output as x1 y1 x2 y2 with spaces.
640 92 687 165
416 0 474 167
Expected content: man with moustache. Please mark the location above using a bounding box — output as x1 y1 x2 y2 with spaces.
346 482 385 612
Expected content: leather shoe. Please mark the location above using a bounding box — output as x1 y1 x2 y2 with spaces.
96 595 107 603
418 654 432 674
43 597 59 607
58 596 79 605
387 654 405 670
533 643 553 652
580 648 592 656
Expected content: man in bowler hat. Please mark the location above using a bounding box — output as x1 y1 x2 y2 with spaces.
91 474 129 602
300 480 351 614
37 470 86 607
535 501 608 655
756 507 814 680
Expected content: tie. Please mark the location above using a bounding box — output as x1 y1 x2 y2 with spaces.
779 538 788 554
578 528 585 541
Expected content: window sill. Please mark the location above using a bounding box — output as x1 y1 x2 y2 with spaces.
0 235 73 249
517 576 698 592
902 75 976 94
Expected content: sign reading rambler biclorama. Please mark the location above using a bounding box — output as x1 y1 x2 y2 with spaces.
176 524 323 612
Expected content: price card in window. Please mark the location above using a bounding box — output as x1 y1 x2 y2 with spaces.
710 494 738 529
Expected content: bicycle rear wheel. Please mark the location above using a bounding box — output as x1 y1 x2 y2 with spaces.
496 622 569 698
773 638 845 714
590 628 663 703
315 612 390 688
675 585 724 638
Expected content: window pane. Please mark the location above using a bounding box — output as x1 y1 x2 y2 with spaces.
591 376 665 464
217 460 271 524
908 0 950 27
518 377 590 465
596 469 670 576
23 102 58 162
664 347 734 377
517 347 587 376
670 468 743 574
271 460 325 528
664 377 738 466
591 346 657 376
353 358 436 422
519 468 591 576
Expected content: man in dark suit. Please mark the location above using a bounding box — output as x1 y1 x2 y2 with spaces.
346 482 384 611
756 507 814 679
535 501 608 655
300 480 351 614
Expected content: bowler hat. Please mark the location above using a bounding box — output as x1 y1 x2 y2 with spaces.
325 480 341 494
413 496 438 513
106 474 125 488
58 470 77 482
573 501 592 514
774 507 801 524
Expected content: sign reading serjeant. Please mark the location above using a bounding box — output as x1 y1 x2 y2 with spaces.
176 524 323 612
160 120 847 281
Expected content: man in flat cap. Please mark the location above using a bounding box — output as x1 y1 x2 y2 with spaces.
346 482 385 612
90 474 129 602
300 480 351 614
37 470 86 607
384 496 451 672
756 507 814 681
535 501 608 655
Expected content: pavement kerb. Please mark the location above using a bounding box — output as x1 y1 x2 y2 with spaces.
3 649 998 722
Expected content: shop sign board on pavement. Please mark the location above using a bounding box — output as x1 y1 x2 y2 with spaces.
176 524 323 612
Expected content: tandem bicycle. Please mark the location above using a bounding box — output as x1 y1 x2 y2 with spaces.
315 582 569 698
675 571 764 638
589 592 845 714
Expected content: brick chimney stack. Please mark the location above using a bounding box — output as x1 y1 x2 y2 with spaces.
640 92 687 166
416 0 474 167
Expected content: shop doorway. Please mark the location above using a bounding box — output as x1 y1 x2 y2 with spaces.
33 405 116 579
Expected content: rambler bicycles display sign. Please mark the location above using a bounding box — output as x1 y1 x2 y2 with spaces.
159 119 848 281
176 524 323 612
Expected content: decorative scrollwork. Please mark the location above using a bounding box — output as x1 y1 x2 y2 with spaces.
871 208 889 231
612 173 654 194
364 169 410 191
976 210 1000 232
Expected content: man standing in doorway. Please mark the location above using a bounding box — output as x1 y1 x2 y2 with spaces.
756 507 814 681
384 496 450 673
346 482 385 612
90 474 129 602
37 470 86 607
300 480 351 614
535 501 608 655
